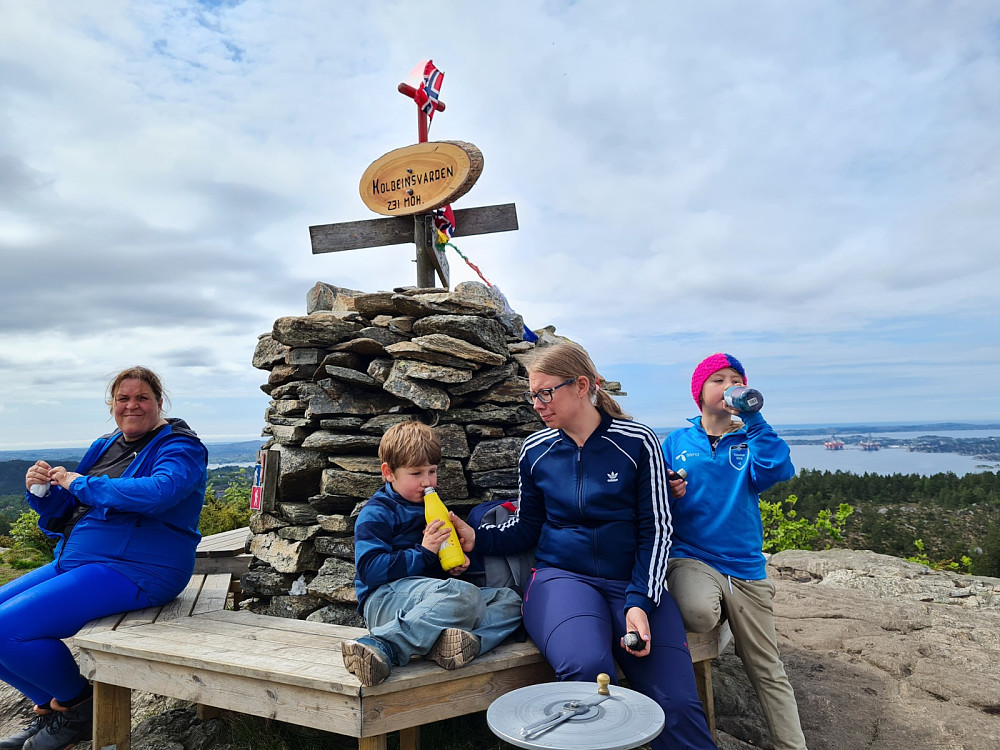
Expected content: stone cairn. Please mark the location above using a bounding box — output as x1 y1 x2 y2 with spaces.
244 280 623 627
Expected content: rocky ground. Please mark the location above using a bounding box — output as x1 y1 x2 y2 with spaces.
2 549 998 749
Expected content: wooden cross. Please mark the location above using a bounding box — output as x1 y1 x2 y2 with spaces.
310 203 517 289
309 70 518 289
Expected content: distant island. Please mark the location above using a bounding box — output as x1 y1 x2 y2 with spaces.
652 423 1000 462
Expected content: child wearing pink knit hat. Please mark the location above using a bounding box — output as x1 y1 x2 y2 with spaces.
662 354 807 750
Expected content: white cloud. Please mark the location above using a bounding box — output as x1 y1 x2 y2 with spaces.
1 1 998 447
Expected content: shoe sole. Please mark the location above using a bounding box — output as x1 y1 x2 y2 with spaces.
428 628 481 670
342 641 390 687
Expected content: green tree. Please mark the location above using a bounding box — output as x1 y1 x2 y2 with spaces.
200 470 253 537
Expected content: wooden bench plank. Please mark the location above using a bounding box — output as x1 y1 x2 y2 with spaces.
74 612 127 638
196 609 368 637
76 627 358 691
158 575 205 621
191 573 232 615
196 527 250 556
79 649 364 737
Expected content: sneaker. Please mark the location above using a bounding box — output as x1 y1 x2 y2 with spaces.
22 698 92 750
342 636 392 687
427 628 481 670
0 713 57 750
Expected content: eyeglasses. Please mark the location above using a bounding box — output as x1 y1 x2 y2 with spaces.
524 377 577 404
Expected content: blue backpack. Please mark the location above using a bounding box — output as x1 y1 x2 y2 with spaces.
465 497 536 596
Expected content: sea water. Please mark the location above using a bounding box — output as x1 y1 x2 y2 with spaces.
654 428 1000 477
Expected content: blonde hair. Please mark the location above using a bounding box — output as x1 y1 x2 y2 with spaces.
528 342 631 420
378 420 442 470
106 366 168 417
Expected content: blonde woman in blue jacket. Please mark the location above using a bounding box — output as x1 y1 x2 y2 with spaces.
0 367 207 750
662 354 806 750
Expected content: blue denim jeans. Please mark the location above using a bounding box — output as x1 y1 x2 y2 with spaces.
363 576 522 666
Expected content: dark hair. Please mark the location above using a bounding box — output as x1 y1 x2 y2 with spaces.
379 420 442 470
106 366 169 416
527 342 631 420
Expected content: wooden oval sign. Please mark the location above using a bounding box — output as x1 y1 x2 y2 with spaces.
360 141 484 216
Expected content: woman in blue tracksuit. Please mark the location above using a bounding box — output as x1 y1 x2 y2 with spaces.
452 342 716 750
0 366 207 750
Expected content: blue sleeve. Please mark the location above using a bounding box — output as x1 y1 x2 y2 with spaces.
742 412 795 493
28 435 105 536
70 438 206 516
625 426 671 614
476 445 546 556
28 485 77 539
354 502 439 590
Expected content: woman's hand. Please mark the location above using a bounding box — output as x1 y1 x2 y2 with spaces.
422 519 452 554
48 466 83 492
622 606 651 657
25 461 52 492
449 511 477 552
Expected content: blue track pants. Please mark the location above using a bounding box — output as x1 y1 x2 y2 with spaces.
522 567 717 750
0 561 152 706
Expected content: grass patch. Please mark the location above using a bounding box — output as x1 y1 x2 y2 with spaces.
0 562 23 586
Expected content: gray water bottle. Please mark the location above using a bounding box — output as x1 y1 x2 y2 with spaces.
724 385 763 413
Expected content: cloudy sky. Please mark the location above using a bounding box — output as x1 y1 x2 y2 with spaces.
2 1 998 449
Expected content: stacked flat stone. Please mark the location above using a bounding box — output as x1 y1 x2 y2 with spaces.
243 280 623 627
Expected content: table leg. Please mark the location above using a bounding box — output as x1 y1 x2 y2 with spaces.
358 734 388 750
93 681 131 750
399 726 420 750
693 659 716 738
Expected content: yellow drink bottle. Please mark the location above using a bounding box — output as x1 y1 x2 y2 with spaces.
423 487 465 571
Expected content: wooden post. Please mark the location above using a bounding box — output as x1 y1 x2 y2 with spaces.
414 214 435 287
92 681 131 750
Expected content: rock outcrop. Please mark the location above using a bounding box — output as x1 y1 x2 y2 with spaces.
718 549 1000 749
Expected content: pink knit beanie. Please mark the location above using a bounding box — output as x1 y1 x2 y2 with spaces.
691 353 747 407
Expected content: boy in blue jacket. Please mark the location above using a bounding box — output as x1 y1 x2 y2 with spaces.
341 421 522 687
662 354 807 750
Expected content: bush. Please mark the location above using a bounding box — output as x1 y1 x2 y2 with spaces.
2 510 55 571
200 470 253 537
760 494 853 554
906 538 973 574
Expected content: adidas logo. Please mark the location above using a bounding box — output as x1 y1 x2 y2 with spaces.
607 471 619 483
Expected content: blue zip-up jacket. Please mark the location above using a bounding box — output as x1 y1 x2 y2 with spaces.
353 482 447 612
476 412 672 614
661 411 794 580
27 417 208 603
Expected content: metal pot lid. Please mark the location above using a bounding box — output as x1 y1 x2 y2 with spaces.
487 679 665 750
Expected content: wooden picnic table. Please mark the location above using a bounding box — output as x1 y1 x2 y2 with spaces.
73 528 732 748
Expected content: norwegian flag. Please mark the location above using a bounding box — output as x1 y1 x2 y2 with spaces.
433 204 455 244
414 60 445 120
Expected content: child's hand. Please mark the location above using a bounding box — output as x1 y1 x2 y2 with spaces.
448 554 471 576
668 474 687 498
449 511 476 552
422 519 452 554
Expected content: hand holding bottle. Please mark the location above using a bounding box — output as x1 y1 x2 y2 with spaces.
423 487 466 571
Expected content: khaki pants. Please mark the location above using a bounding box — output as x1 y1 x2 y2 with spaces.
668 557 807 750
